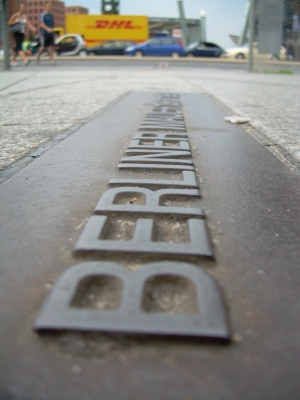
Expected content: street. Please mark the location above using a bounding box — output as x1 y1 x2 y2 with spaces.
1 57 249 71
2 56 300 71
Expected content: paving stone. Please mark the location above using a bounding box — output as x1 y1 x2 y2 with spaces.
182 69 300 163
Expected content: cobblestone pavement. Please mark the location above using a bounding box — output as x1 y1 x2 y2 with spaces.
182 70 300 164
1 65 299 175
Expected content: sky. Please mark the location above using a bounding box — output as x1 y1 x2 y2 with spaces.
64 0 247 49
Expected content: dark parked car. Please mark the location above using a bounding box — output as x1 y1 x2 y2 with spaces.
125 38 185 57
185 42 224 58
87 41 136 56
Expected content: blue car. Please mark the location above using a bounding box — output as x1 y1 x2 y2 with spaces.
125 38 185 57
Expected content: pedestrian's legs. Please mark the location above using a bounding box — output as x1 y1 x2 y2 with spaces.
11 50 28 65
11 36 19 63
36 46 45 63
18 50 28 64
49 45 54 60
11 49 17 63
12 33 29 65
36 34 45 64
48 45 56 65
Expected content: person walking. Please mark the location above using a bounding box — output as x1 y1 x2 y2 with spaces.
9 3 36 67
36 1 55 65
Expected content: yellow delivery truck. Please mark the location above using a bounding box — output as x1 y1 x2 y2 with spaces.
66 14 149 47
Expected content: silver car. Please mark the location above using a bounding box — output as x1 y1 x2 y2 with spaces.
55 34 87 56
222 43 286 60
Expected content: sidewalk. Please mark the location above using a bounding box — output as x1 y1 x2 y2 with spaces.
1 65 300 179
1 86 299 400
1 65 300 399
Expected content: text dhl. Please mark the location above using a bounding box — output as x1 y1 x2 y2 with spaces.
88 20 143 30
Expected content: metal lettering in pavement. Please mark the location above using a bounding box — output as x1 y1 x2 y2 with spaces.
109 170 199 188
73 216 212 257
35 261 230 339
93 187 203 217
127 139 190 151
35 93 230 339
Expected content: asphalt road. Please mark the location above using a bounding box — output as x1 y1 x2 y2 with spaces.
44 58 248 70
1 56 299 71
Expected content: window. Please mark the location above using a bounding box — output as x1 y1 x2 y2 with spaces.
148 40 162 46
116 42 128 48
204 43 218 48
60 36 77 44
162 39 176 45
103 42 115 48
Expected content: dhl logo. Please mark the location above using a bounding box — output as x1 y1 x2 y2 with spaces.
88 20 143 29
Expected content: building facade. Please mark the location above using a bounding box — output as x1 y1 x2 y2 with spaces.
65 6 88 15
149 17 200 44
8 0 65 32
25 0 65 31
283 0 300 40
9 0 19 16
